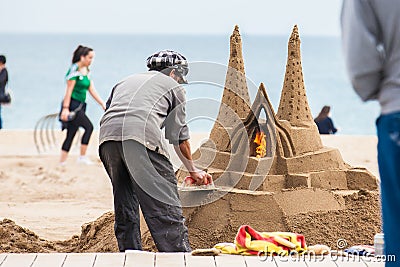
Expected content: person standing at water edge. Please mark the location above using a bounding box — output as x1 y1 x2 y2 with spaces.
99 50 211 252
0 55 8 129
314 106 338 134
60 45 106 165
342 0 400 265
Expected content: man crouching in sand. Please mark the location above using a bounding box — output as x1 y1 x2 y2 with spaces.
99 50 211 252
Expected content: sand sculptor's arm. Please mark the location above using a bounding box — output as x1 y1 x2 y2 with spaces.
174 140 212 185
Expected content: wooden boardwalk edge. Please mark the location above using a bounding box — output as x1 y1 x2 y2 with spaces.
0 252 386 267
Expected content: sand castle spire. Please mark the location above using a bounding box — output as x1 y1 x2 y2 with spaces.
220 24 251 117
228 25 246 74
276 25 315 127
208 25 252 151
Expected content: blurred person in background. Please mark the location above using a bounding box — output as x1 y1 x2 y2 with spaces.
342 0 400 264
314 105 338 134
0 55 9 129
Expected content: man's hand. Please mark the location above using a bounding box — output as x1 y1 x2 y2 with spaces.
174 140 213 185
189 169 213 186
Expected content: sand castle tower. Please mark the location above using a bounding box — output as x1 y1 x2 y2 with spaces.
208 25 252 152
275 25 322 155
277 26 314 126
176 25 380 249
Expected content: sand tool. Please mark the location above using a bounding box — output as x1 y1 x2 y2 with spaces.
33 112 80 153
177 172 222 207
178 175 217 192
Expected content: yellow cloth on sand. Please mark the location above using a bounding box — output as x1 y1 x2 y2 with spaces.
214 225 307 256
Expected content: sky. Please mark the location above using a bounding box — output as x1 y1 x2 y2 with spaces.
0 0 342 35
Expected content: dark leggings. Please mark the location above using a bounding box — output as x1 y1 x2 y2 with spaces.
61 100 93 152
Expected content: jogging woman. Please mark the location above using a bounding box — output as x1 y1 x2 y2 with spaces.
60 45 106 165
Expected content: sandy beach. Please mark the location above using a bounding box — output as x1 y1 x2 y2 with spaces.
0 129 379 244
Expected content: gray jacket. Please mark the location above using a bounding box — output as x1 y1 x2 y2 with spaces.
341 0 400 114
99 71 190 159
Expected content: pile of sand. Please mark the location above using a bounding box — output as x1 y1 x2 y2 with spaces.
285 190 381 248
0 218 44 252
0 212 115 253
0 218 73 253
70 211 118 252
0 190 380 253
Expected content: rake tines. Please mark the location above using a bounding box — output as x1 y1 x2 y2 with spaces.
34 113 82 154
34 113 59 153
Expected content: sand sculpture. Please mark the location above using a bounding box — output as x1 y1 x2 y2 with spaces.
176 25 381 249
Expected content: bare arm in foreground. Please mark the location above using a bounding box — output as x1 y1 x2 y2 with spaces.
174 140 212 185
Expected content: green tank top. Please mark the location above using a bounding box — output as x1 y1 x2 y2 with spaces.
65 64 91 103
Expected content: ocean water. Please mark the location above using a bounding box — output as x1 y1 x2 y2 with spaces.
0 34 380 135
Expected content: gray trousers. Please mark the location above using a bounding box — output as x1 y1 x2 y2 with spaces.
99 140 191 252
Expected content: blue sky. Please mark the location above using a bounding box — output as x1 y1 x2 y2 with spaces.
1 0 342 35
